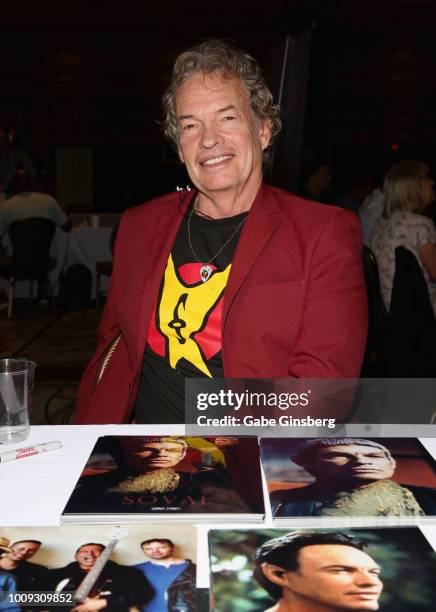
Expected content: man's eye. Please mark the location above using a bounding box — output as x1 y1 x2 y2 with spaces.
224 115 236 121
182 123 196 131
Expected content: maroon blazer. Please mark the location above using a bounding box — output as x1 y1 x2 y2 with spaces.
75 183 367 423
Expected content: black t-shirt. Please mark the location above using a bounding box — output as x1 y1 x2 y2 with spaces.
135 205 247 423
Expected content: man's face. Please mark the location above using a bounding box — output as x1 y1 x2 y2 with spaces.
122 440 187 471
142 541 174 560
75 545 104 571
278 544 383 610
308 444 395 484
8 542 40 562
176 71 270 202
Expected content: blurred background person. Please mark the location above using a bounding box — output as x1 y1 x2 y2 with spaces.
0 128 36 195
298 159 332 203
371 160 436 314
0 168 71 236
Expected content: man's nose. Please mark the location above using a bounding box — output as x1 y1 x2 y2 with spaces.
200 123 222 149
355 571 381 586
354 454 370 463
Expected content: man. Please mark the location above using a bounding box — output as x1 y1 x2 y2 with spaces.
0 127 35 194
63 436 251 514
0 538 20 612
135 538 196 611
0 168 71 236
0 167 72 305
0 572 20 612
49 543 152 612
253 531 383 611
75 39 366 424
358 188 384 245
271 438 435 517
0 540 49 593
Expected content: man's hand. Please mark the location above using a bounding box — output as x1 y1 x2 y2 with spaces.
72 597 108 612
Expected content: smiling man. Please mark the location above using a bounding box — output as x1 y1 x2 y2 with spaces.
271 438 429 517
0 540 49 597
254 532 383 612
49 543 151 612
75 39 367 425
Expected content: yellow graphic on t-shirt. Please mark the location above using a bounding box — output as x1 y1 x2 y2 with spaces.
158 254 231 377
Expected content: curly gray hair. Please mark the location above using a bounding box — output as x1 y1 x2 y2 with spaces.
162 39 282 148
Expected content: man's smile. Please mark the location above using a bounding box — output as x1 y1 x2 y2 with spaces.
200 154 234 167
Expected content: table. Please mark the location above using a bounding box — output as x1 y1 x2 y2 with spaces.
0 425 209 587
1 227 113 300
50 227 113 299
70 213 121 228
1 426 435 590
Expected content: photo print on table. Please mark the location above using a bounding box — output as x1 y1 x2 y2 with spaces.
62 435 264 523
0 524 199 612
208 526 436 612
260 437 436 525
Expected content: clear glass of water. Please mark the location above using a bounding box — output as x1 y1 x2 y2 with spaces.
0 359 36 444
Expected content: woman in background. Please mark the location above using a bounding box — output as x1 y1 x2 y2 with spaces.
371 160 436 314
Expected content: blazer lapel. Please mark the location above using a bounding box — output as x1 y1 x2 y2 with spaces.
135 190 195 364
222 183 280 325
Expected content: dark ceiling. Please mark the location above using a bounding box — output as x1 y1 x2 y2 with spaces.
2 0 436 204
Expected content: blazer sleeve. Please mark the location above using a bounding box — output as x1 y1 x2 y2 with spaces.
74 213 135 424
288 209 367 378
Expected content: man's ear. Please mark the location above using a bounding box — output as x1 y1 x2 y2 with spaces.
178 144 185 164
259 119 272 151
261 562 289 587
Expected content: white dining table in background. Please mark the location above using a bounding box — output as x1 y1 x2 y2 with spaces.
1 225 114 300
50 226 113 299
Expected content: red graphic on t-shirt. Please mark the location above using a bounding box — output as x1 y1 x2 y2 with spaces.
147 258 230 371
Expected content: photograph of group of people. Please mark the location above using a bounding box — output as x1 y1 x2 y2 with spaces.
0 525 197 612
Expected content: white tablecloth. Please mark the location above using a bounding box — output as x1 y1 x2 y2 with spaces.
1 227 113 299
50 227 113 299
0 426 435 588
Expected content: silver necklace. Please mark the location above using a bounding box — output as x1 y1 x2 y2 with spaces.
187 203 247 282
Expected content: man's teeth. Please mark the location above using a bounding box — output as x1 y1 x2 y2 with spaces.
203 155 232 166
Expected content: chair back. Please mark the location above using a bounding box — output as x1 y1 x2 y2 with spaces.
385 246 436 376
361 245 388 374
362 245 388 335
9 217 56 280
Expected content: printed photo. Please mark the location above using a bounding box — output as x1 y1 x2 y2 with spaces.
62 435 264 522
0 524 198 611
260 438 436 521
209 527 436 612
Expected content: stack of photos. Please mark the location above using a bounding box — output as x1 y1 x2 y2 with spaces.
0 524 199 611
62 435 265 523
260 437 436 526
208 527 436 612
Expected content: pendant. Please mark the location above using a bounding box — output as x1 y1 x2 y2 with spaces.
200 265 213 282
